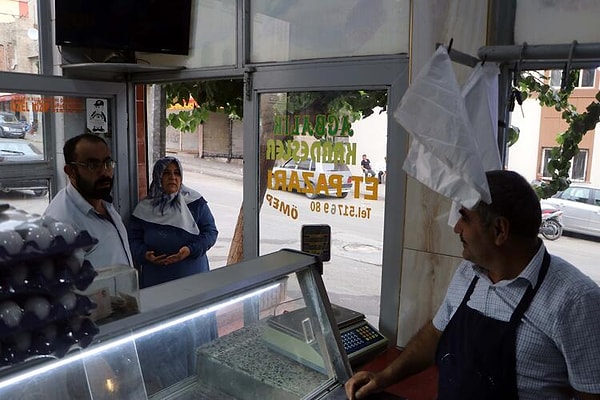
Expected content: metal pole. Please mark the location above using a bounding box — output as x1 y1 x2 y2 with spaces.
478 42 600 64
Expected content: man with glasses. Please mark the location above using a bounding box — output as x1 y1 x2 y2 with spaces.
44 133 133 270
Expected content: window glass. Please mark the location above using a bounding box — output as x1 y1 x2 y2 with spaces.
0 138 40 155
560 188 572 200
133 273 335 397
0 177 48 213
141 0 236 68
548 69 596 88
541 148 552 177
549 70 562 87
594 190 600 206
147 81 244 270
258 90 387 327
251 0 409 62
187 0 236 67
0 93 113 216
541 147 587 181
0 268 346 398
579 69 595 87
571 149 588 181
0 2 40 74
566 187 590 203
297 159 311 170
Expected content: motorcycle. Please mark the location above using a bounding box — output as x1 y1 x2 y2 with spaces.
539 202 563 241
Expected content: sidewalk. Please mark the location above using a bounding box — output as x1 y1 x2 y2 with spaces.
171 152 243 182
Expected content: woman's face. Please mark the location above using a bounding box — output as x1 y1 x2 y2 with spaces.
161 162 182 194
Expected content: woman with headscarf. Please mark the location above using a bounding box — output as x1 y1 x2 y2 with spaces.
128 156 218 289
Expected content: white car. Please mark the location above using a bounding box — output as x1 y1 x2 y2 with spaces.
270 158 353 199
542 183 600 238
0 112 26 139
0 139 48 196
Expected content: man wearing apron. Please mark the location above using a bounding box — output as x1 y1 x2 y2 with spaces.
346 170 600 399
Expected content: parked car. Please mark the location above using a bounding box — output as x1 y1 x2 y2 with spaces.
18 118 33 135
541 183 600 238
0 139 48 196
0 112 27 139
270 158 353 199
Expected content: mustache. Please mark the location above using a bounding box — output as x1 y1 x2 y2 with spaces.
95 178 113 186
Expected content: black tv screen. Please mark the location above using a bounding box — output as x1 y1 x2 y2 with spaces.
55 0 193 56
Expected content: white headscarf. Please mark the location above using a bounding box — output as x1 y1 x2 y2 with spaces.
132 157 200 235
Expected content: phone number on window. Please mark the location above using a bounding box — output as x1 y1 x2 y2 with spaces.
309 201 372 219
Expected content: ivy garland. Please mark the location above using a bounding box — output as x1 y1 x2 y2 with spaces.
518 70 600 199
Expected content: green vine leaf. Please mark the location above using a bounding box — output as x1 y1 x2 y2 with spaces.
164 80 244 134
518 70 600 199
507 126 520 147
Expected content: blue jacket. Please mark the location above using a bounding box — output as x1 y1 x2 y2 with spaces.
128 197 218 288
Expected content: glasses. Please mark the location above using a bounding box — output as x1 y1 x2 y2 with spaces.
70 159 116 171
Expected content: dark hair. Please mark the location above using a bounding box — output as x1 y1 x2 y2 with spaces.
476 170 541 239
63 133 108 164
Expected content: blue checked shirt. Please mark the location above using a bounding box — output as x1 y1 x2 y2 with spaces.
433 243 600 399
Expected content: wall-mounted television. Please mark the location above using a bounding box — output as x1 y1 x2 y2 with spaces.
55 0 193 59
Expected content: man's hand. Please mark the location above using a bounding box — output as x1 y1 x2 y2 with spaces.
345 371 382 399
346 321 441 400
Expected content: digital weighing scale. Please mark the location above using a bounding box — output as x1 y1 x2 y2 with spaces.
263 303 388 373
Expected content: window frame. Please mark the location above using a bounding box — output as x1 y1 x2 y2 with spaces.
540 147 589 182
549 68 597 88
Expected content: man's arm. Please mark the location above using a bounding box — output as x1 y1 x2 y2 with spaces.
375 320 441 385
345 320 442 399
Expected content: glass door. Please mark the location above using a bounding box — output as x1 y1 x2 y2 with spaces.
246 59 409 334
258 89 387 326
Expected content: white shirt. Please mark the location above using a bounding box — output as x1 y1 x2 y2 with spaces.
44 182 133 270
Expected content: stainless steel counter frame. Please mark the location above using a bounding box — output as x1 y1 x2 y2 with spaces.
0 249 352 399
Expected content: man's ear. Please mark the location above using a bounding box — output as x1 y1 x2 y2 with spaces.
493 216 510 245
64 164 75 181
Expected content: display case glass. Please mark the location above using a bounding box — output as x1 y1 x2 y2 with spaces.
0 249 352 399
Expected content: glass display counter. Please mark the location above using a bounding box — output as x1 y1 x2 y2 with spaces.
0 249 352 399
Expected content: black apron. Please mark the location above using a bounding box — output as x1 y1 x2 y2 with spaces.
435 251 550 400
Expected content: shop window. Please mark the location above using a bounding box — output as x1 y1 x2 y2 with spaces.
550 68 597 88
251 0 409 62
541 147 588 181
0 93 113 215
0 2 40 74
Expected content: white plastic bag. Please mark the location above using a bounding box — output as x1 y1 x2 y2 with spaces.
462 61 502 171
394 46 491 212
447 60 503 226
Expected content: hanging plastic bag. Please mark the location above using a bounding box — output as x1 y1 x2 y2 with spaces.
462 61 502 171
394 46 491 211
447 60 503 226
